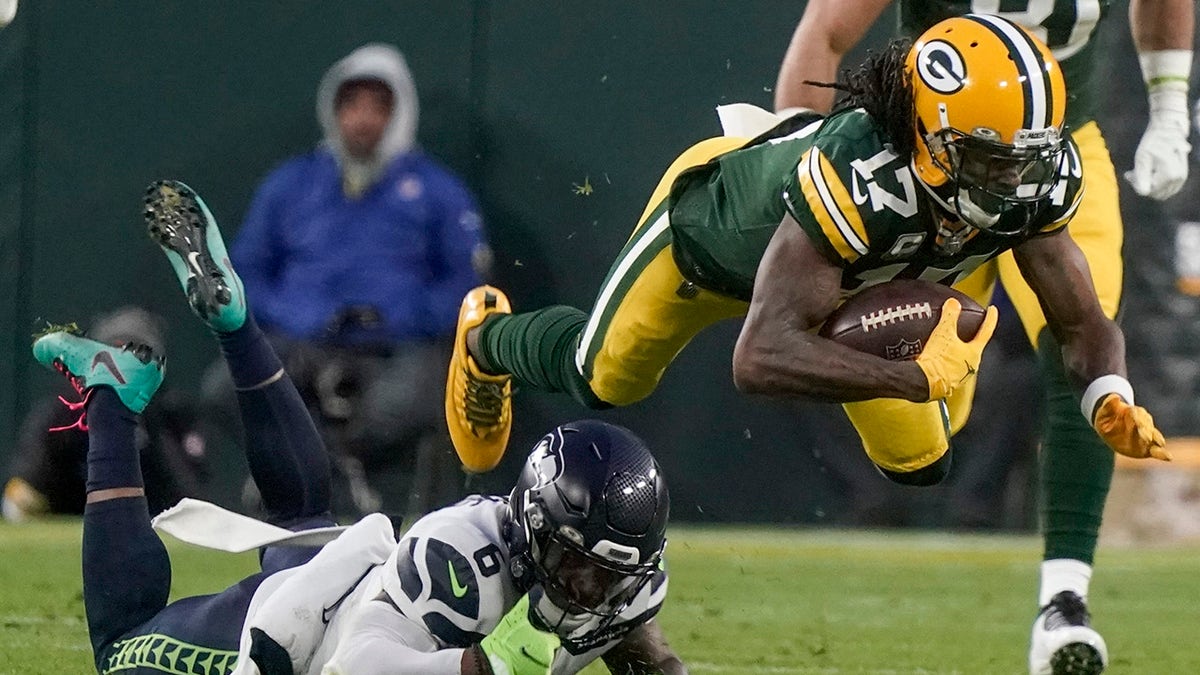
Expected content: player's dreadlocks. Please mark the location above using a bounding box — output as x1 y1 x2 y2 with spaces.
805 39 915 157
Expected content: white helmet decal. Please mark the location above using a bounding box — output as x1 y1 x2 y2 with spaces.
528 431 565 488
916 40 966 94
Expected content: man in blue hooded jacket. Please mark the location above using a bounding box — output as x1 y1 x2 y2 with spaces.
229 43 492 517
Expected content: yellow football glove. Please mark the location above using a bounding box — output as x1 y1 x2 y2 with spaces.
914 299 999 401
1092 393 1170 461
479 594 560 675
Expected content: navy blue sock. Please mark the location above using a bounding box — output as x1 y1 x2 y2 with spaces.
84 387 144 493
217 313 284 390
81 388 171 660
217 313 331 523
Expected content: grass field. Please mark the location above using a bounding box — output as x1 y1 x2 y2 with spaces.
3 521 1199 674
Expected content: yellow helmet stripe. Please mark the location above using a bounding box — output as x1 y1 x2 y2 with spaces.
968 13 1053 131
798 147 869 261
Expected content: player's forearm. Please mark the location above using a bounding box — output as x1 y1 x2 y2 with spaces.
640 656 688 675
732 328 926 402
601 619 689 675
774 0 891 113
1056 317 1128 391
774 28 843 113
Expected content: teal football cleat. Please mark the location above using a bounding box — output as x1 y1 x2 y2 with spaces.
32 329 164 415
144 180 246 333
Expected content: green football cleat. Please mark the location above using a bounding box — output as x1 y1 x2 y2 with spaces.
32 330 164 414
144 180 246 333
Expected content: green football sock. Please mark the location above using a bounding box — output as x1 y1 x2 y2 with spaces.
1037 328 1114 564
478 305 610 410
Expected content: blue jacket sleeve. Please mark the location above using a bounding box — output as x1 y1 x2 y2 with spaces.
231 164 294 331
421 170 489 338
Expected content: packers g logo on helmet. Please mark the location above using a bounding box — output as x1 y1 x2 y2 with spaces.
905 14 1067 233
915 40 966 95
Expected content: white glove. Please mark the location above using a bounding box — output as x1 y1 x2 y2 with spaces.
0 0 17 28
1125 51 1192 201
1125 90 1191 200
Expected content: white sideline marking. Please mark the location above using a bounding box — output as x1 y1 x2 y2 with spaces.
689 663 954 674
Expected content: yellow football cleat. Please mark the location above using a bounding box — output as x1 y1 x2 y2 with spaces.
446 286 513 473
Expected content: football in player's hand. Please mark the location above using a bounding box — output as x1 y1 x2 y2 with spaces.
818 280 987 360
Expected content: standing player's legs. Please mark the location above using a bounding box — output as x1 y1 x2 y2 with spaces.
446 137 748 471
997 122 1120 674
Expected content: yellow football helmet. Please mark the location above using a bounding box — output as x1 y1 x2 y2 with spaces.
905 14 1067 233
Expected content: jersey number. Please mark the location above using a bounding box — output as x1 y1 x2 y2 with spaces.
474 544 503 578
850 149 918 218
970 0 1103 59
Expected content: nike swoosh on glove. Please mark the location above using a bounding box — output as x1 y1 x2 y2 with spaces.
914 299 998 402
1092 393 1171 461
1125 90 1191 201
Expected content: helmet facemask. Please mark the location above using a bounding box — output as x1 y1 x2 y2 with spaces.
924 123 1064 234
522 499 663 636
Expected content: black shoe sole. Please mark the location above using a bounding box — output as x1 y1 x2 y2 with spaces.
1050 642 1105 674
144 180 231 322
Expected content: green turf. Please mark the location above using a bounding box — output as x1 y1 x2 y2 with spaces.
3 521 1200 674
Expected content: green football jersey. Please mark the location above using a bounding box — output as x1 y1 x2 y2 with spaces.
667 109 1084 301
898 0 1114 128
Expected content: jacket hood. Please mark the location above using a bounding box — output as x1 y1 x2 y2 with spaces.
316 43 419 168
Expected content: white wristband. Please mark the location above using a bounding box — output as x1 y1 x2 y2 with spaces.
1081 375 1135 422
1139 50 1192 93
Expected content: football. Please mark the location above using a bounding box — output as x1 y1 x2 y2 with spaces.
818 280 987 361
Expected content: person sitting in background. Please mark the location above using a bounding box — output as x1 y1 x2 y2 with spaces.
224 42 492 518
3 306 209 522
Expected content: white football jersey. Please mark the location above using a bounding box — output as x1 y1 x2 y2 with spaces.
330 494 669 674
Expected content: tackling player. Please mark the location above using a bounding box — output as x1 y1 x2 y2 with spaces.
773 2 1194 674
35 180 683 675
444 9 1166 630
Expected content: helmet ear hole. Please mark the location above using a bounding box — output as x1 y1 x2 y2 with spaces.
526 502 547 532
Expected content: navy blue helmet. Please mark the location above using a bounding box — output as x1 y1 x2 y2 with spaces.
507 420 669 632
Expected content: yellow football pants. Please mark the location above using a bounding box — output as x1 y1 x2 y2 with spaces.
576 136 750 407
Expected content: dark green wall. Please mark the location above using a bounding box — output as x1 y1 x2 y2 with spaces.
0 1 898 522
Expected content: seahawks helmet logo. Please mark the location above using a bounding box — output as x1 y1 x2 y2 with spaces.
528 431 564 488
916 40 966 94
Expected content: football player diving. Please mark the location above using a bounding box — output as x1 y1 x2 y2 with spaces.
34 180 683 675
445 14 1165 539
773 2 1194 674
